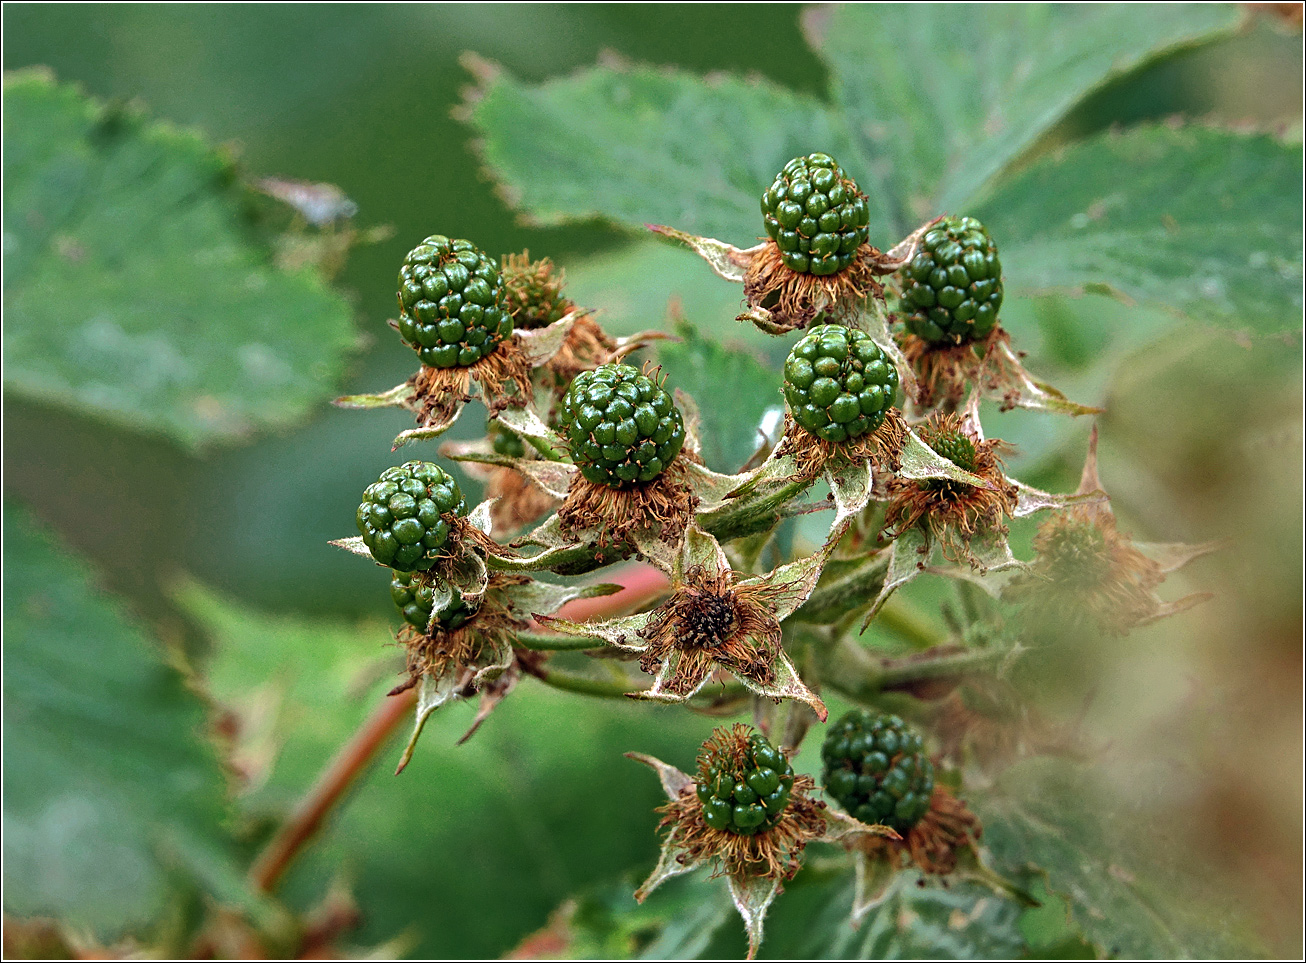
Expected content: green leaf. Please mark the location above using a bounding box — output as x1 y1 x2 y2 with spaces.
184 581 707 959
978 124 1303 333
658 321 780 473
2 502 247 938
803 3 1243 230
461 59 894 245
2 69 357 448
974 757 1263 958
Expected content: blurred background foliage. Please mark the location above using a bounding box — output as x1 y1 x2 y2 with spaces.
3 3 1302 959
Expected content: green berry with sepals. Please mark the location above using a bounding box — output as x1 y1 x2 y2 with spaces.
390 572 480 632
356 461 467 572
898 216 1003 345
695 732 796 836
821 710 935 833
556 364 686 488
501 252 573 329
783 324 899 443
396 235 514 368
761 152 870 277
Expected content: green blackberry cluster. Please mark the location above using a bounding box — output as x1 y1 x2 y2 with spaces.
761 153 871 276
557 364 685 488
783 324 900 443
501 253 573 329
899 216 1003 344
696 732 796 836
356 461 467 572
821 710 935 834
389 573 479 632
926 427 978 473
396 235 514 368
762 152 872 275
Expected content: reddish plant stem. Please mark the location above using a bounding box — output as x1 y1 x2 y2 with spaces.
248 561 670 894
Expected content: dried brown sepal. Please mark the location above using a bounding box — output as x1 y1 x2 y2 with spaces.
658 765 826 881
855 783 981 876
900 326 1007 410
407 336 535 424
742 239 892 333
483 465 561 536
884 413 1018 563
636 565 785 695
392 574 530 694
557 452 700 549
775 407 907 482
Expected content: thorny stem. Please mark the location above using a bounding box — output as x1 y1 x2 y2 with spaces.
821 638 1014 706
247 562 668 895
520 662 639 698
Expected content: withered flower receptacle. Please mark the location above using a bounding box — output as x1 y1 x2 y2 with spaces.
884 411 1018 562
1004 425 1216 635
537 528 830 719
629 725 897 958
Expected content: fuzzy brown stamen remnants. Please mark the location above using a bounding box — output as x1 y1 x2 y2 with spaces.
657 769 826 881
635 567 785 695
390 575 530 694
557 453 700 548
501 252 575 330
742 240 889 333
483 465 560 537
901 327 1029 411
856 783 980 876
408 336 535 424
776 407 907 481
543 314 618 389
1006 505 1164 635
884 413 1017 562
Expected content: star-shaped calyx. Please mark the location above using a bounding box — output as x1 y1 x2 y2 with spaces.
536 527 831 719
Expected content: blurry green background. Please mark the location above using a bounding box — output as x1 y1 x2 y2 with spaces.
4 3 1302 958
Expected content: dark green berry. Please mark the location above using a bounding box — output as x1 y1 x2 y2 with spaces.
556 364 686 488
898 216 1003 344
695 732 796 836
821 710 935 833
489 421 527 458
390 573 479 631
356 461 467 572
396 235 514 368
783 324 899 443
761 152 870 276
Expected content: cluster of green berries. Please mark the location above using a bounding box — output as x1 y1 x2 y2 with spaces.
821 710 935 834
783 324 900 443
356 461 467 572
557 364 686 488
899 216 1003 344
389 572 478 632
696 732 796 836
761 152 870 276
396 235 514 368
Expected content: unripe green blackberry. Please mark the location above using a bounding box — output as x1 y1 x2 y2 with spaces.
926 427 977 473
821 710 935 834
396 235 513 368
696 732 796 836
390 573 480 632
783 324 899 443
899 216 1003 344
556 364 685 488
356 462 467 572
501 253 572 329
761 152 870 276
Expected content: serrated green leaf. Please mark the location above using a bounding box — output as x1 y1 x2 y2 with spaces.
2 502 248 938
2 70 357 448
658 321 780 473
804 3 1243 231
974 756 1264 958
978 124 1303 333
462 60 894 245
